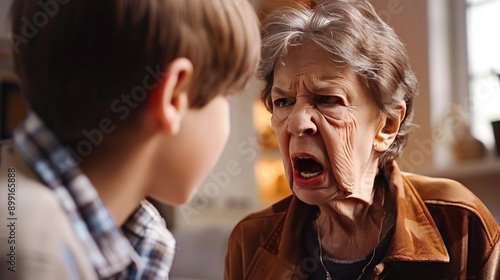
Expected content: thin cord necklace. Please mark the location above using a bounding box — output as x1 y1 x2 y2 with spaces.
315 188 387 280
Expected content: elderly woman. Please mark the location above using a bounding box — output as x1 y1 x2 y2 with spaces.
225 1 500 280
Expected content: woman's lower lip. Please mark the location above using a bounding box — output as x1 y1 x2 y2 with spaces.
293 169 326 187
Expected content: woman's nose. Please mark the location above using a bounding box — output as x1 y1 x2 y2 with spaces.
287 104 317 136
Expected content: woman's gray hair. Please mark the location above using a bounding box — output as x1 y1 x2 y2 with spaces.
258 0 418 167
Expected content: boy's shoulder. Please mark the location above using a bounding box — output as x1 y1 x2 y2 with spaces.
0 140 70 231
0 140 97 279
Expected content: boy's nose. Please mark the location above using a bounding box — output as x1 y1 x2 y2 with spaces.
286 104 317 137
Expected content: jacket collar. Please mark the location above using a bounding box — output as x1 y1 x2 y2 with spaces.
382 161 449 263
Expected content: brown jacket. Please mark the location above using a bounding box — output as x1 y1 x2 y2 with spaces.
225 162 500 280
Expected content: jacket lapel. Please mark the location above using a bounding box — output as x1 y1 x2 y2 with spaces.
383 162 450 263
245 196 316 280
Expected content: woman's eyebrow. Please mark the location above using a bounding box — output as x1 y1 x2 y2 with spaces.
305 76 345 93
271 87 292 96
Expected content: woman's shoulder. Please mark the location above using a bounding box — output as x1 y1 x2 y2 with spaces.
402 172 477 204
231 195 294 235
402 172 499 241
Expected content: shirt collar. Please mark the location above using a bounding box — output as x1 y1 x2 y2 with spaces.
13 111 140 278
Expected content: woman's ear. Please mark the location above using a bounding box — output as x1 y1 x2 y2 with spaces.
374 101 406 152
149 58 193 135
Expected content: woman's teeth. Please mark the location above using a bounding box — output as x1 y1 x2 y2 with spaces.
301 171 322 179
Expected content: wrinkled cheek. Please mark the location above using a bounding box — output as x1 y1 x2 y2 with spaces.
320 116 357 194
272 115 293 188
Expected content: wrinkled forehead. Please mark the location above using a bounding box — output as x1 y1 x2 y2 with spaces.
275 43 341 72
273 44 361 92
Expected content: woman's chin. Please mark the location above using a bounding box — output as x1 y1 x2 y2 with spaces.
293 184 343 206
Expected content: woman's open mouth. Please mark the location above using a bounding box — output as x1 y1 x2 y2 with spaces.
292 156 326 187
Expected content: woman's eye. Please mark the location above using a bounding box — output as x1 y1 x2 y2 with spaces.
273 98 294 108
316 95 341 105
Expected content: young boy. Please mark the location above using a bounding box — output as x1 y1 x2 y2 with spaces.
0 0 260 279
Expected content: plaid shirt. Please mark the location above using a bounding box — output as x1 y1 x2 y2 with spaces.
13 112 175 279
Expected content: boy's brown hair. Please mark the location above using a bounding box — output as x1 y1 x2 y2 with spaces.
9 0 260 142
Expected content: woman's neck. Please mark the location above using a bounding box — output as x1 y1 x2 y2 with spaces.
316 185 392 260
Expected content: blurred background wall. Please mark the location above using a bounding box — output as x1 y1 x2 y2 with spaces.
0 0 11 38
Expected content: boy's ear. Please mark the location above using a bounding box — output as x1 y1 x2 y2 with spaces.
150 58 193 135
373 101 406 152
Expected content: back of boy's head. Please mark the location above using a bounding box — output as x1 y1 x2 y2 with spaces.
10 0 260 143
